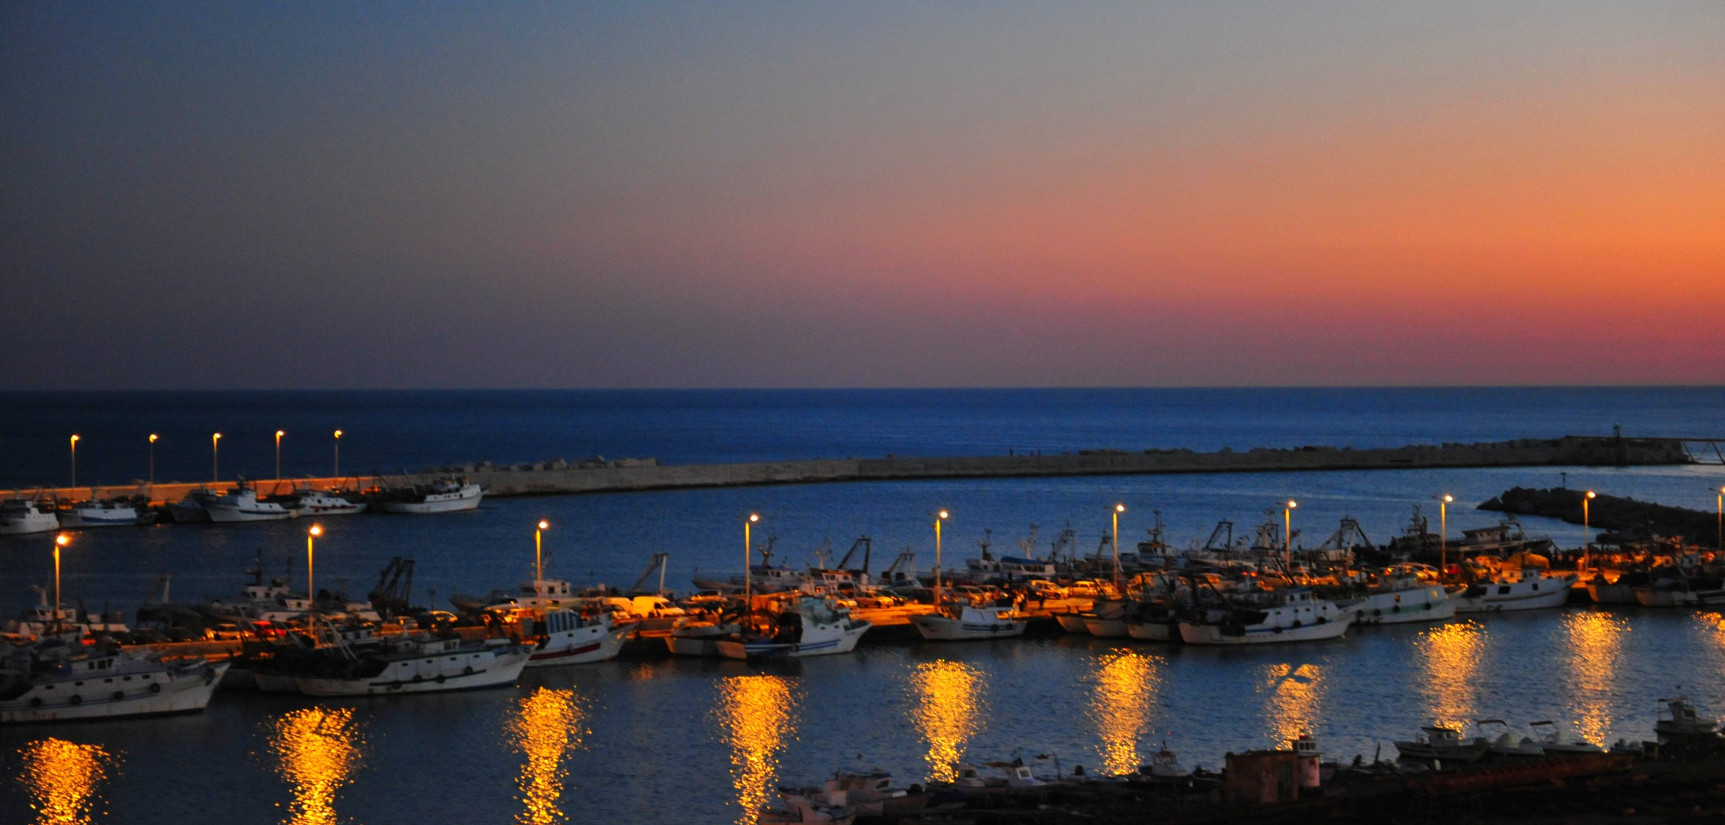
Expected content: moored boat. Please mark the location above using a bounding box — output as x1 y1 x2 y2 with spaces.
205 483 297 523
292 635 531 696
911 600 1027 641
1394 724 1490 764
372 478 483 514
1453 566 1576 613
1 641 228 723
57 495 156 528
0 499 59 535
716 595 871 660
1178 586 1353 645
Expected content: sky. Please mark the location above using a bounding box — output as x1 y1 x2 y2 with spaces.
3 1 1722 390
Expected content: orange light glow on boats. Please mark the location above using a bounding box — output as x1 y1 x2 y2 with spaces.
510 687 586 825
1261 663 1326 747
269 707 364 825
714 675 797 825
1089 651 1160 776
18 738 115 825
1416 621 1485 725
908 660 985 784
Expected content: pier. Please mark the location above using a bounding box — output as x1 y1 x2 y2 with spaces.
13 435 1692 505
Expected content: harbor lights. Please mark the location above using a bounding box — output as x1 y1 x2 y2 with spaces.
1111 503 1126 590
333 430 343 478
69 434 80 489
744 513 761 608
276 430 285 480
148 434 158 484
53 533 70 633
211 433 222 483
933 510 949 598
1438 495 1453 574
1582 490 1597 568
1716 487 1723 551
1283 500 1297 570
307 524 323 608
535 520 550 586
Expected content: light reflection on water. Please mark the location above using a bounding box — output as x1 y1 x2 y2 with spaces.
1561 611 1628 745
1260 662 1325 747
509 687 587 825
1087 650 1161 775
908 660 986 783
268 707 364 825
713 675 797 825
1414 621 1486 726
16 738 115 825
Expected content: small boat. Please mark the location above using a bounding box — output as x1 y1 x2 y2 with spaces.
1528 720 1605 755
0 499 59 535
0 640 229 723
911 600 1027 641
1178 586 1353 645
663 615 741 657
1453 566 1576 613
1655 696 1719 740
205 483 297 523
57 495 157 528
292 635 531 697
777 769 927 820
716 595 871 660
1394 724 1491 764
279 488 367 517
373 478 483 514
1138 742 1191 782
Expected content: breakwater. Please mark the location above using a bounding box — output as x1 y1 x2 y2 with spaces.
33 435 1688 505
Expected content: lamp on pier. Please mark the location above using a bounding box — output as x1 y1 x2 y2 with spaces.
69 434 79 489
211 433 221 483
275 430 285 480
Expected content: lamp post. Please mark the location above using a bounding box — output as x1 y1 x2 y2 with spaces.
744 513 760 608
333 430 342 478
933 510 949 600
1111 503 1126 590
211 433 222 483
535 520 550 586
69 434 80 489
148 434 158 484
307 524 323 606
1438 494 1453 574
1717 486 1723 551
53 533 70 632
1283 500 1297 571
275 430 285 480
1582 490 1596 568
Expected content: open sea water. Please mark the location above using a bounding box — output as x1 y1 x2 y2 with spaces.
2 387 1724 824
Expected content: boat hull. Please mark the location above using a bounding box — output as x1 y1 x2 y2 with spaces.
1455 574 1575 613
526 624 631 667
294 645 530 696
912 606 1028 641
1343 586 1456 625
2 660 229 724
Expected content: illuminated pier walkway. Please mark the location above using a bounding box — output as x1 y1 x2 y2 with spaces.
30 436 1693 504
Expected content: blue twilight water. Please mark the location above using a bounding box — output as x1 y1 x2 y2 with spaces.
2 387 1724 825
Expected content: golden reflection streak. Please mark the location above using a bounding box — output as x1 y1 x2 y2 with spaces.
1414 621 1485 726
510 687 587 825
908 660 986 784
1089 651 1159 776
1562 611 1627 746
1260 663 1326 746
714 675 797 825
18 739 116 825
269 707 364 825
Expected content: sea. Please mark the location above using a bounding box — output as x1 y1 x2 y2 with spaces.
2 387 1724 825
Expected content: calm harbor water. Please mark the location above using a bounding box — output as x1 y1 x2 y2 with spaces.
3 387 1725 824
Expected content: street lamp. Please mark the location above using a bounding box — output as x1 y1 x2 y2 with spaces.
933 510 949 599
53 533 70 632
1716 486 1723 551
148 434 158 484
1438 494 1453 574
69 434 80 489
333 430 342 478
1283 500 1297 571
535 519 550 586
211 433 222 483
1111 503 1126 590
744 513 760 608
275 430 285 480
1582 490 1597 568
307 524 323 607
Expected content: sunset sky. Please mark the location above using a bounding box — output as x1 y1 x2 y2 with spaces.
4 2 1722 389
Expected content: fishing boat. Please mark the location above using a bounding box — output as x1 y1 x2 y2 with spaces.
1178 586 1353 645
279 488 367 516
292 634 531 696
1655 696 1718 740
716 595 871 660
372 478 483 514
1325 564 1457 626
0 499 59 535
57 495 156 528
165 486 219 523
205 483 297 523
911 598 1027 641
1393 724 1490 764
1528 720 1605 755
1 640 229 723
778 769 928 819
1453 566 1576 613
494 602 632 666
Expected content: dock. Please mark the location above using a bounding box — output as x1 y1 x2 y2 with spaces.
18 435 1692 505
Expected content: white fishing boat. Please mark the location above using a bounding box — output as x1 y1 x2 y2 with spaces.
716 595 871 660
664 615 741 657
1393 724 1490 764
282 488 367 516
373 479 483 514
1453 567 1576 613
1 641 229 723
1331 565 1457 626
166 486 219 523
1178 586 1353 645
0 499 59 535
911 600 1027 641
292 635 531 696
1655 696 1719 740
1528 720 1605 755
57 496 156 528
498 604 632 666
205 484 297 523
